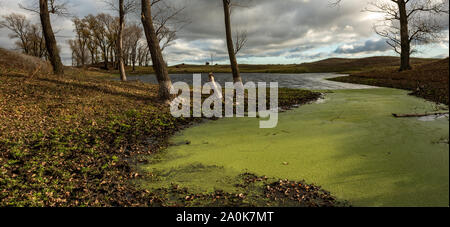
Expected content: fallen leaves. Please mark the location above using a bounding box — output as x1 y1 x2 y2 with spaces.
0 67 324 207
264 179 347 207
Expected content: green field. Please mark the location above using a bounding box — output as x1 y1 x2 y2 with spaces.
140 88 449 207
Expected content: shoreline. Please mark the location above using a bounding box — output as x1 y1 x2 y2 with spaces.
1 68 328 206
133 94 351 207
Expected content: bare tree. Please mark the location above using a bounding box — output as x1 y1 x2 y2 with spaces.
222 0 242 84
26 24 47 58
333 0 449 71
83 15 100 65
370 0 448 71
124 24 143 72
99 14 120 69
38 0 65 75
68 39 89 67
20 0 68 75
141 0 173 103
93 14 112 69
210 52 216 65
70 17 90 67
118 0 128 81
0 13 31 54
1 14 47 58
151 1 188 52
104 0 136 81
107 17 120 69
136 41 148 66
19 0 71 17
234 29 248 55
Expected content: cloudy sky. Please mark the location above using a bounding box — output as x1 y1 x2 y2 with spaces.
0 0 448 65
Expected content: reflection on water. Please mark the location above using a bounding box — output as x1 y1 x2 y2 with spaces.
117 73 377 90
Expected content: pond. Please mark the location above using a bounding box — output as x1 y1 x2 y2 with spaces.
129 72 448 207
120 73 377 90
138 88 449 207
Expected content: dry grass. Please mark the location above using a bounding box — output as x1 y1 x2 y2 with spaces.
0 48 53 76
298 56 436 74
330 58 449 105
0 66 176 206
0 49 323 207
0 49 189 206
93 56 437 75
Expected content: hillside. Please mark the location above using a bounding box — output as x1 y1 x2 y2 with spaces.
0 48 52 76
297 56 437 74
94 56 439 75
330 58 449 105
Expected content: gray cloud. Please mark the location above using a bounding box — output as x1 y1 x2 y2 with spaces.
334 39 390 54
174 0 372 49
433 53 449 59
0 0 448 65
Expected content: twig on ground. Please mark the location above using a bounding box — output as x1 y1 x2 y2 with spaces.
392 112 449 118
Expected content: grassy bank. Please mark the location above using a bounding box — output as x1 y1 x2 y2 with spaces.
330 58 449 105
1 49 334 207
0 68 189 206
92 56 436 75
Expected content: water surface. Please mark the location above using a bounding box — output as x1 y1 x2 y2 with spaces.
123 73 377 90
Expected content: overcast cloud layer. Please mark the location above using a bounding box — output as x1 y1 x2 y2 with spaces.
0 0 448 65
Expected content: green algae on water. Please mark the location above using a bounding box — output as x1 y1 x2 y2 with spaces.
139 88 449 207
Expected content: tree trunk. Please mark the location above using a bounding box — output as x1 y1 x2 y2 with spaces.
132 53 136 72
398 0 412 71
81 50 85 67
144 51 149 67
223 0 242 84
39 0 64 75
141 0 174 103
118 0 127 81
20 37 29 55
110 48 114 69
104 47 109 70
